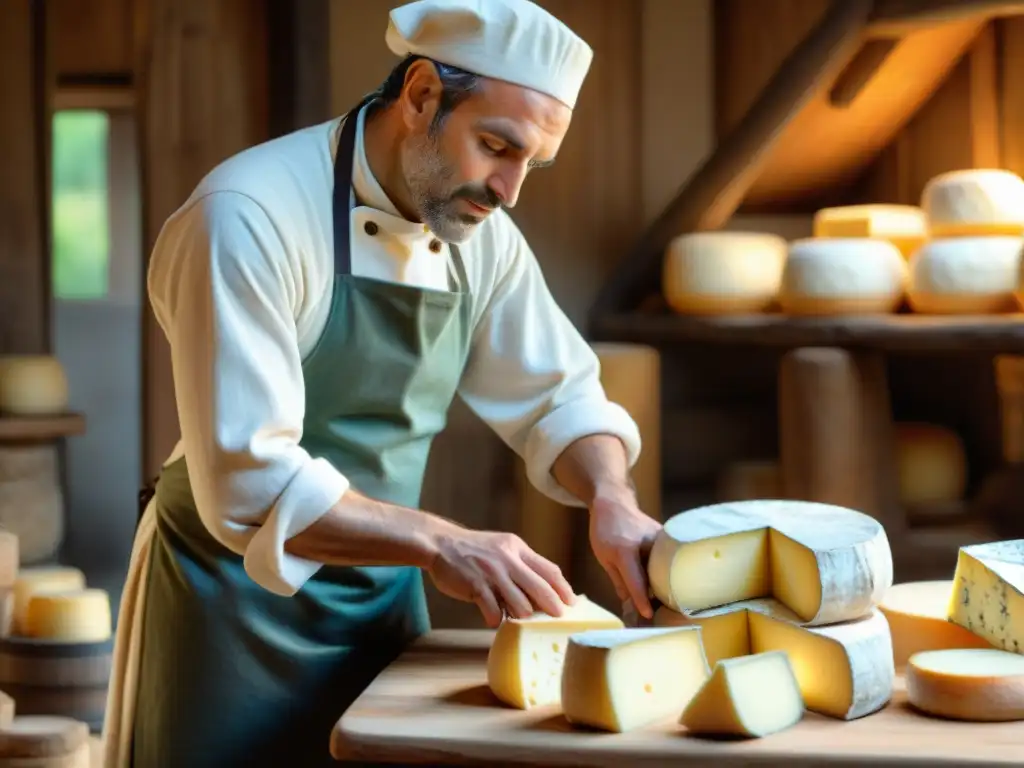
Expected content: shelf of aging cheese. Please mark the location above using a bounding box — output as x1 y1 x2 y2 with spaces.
0 355 85 442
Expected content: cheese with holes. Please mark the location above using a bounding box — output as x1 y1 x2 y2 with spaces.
486 595 623 709
680 651 804 738
922 169 1024 238
880 581 992 668
907 648 1024 721
895 423 967 505
0 357 69 416
23 589 111 642
948 540 1024 655
662 232 787 315
647 500 892 625
750 608 894 720
560 627 709 732
11 567 86 636
813 204 928 260
716 460 782 503
907 237 1022 314
780 238 908 315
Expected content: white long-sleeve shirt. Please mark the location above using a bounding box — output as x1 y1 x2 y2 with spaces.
147 104 642 597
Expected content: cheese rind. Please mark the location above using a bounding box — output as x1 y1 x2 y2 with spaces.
560 627 710 732
907 648 1024 721
486 596 624 710
662 232 788 315
680 651 804 738
948 540 1024 655
812 204 928 260
922 169 1024 238
894 423 967 505
11 568 86 637
647 500 892 625
22 589 112 642
907 237 1022 314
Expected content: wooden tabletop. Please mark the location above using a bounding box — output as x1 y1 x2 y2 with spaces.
333 629 1024 767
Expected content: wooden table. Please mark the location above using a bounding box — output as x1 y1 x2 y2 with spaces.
333 629 1024 767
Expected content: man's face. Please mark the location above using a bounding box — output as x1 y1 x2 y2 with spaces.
399 70 572 243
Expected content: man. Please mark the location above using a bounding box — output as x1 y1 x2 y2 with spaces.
103 0 661 765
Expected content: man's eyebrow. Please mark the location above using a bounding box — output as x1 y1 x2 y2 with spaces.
478 121 556 168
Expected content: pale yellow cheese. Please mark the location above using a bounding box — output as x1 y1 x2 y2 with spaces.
780 238 907 315
894 423 967 506
715 460 782 503
907 648 1024 721
11 567 86 636
22 589 111 643
560 627 709 732
662 232 787 315
486 595 623 710
647 500 892 625
908 237 1022 314
922 169 1024 238
0 531 17 589
948 540 1024 654
812 204 928 260
880 581 992 669
0 357 69 416
680 651 804 738
653 602 752 666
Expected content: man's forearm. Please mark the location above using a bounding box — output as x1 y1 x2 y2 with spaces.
551 433 636 507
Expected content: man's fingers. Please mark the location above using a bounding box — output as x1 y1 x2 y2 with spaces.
509 559 566 617
521 550 576 606
601 559 629 602
473 582 504 628
491 568 534 619
618 549 653 619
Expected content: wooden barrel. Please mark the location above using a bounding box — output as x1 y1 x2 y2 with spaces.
0 636 112 732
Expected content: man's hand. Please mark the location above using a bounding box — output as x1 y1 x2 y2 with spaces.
426 527 577 628
588 488 661 620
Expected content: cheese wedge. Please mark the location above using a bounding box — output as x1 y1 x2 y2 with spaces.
880 581 992 668
647 500 893 625
653 599 763 666
22 589 112 642
908 237 1022 314
681 651 804 738
486 595 623 709
11 567 86 636
907 648 1024 721
812 204 928 260
560 627 709 732
948 540 1024 654
922 169 1024 238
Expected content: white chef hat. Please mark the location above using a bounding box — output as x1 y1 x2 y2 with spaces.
385 0 593 110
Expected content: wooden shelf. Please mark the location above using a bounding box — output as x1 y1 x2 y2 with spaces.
0 412 86 442
591 311 1024 353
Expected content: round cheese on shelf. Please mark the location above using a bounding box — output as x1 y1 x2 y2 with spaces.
23 589 112 643
11 567 86 637
780 238 907 315
922 169 1024 237
894 423 967 506
812 204 928 259
907 648 1024 721
907 236 1022 314
662 232 787 315
0 357 69 416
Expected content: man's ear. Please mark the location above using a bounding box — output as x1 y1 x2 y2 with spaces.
399 59 444 130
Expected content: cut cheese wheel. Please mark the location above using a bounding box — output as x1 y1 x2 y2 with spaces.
23 589 111 642
780 238 907 315
716 460 782 502
922 169 1024 238
560 627 709 732
486 595 623 709
948 540 1024 654
647 500 892 625
907 237 1022 314
0 358 69 416
880 581 992 668
11 568 86 637
812 204 928 260
894 423 967 506
653 599 772 666
0 689 11 727
907 648 1024 721
749 608 894 720
0 531 17 589
0 716 89 759
662 232 787 315
680 651 804 738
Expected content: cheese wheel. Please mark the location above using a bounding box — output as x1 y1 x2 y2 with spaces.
22 589 111 642
907 236 1022 314
716 460 782 502
0 716 89 759
662 232 787 315
647 500 893 625
680 651 804 738
560 626 709 732
780 238 907 315
894 423 966 506
653 597 778 666
879 581 992 668
922 169 1024 238
812 204 928 260
907 648 1024 721
11 568 86 636
0 357 69 416
948 540 1024 654
486 595 623 710
0 531 17 590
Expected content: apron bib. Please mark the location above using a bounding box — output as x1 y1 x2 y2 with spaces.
129 99 473 767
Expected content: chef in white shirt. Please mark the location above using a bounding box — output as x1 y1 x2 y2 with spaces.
102 0 660 765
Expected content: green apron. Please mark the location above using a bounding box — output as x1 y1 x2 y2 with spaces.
131 98 473 767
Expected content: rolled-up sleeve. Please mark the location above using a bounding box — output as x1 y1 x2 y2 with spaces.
457 218 641 507
148 190 349 596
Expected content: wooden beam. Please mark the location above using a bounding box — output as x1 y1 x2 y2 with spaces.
829 39 898 106
869 0 1024 35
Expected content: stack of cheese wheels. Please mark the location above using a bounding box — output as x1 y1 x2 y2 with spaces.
812 204 929 260
780 238 908 315
909 169 1024 314
648 500 896 733
662 232 787 315
894 423 967 520
0 357 69 417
